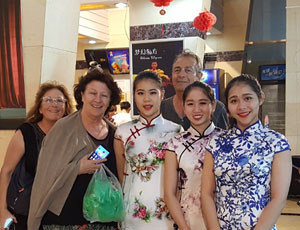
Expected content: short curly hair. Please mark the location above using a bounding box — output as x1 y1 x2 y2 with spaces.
74 68 121 115
173 49 203 77
26 81 73 123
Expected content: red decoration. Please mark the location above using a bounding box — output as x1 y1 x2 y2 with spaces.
159 9 166 15
150 0 173 15
150 0 173 7
193 11 217 32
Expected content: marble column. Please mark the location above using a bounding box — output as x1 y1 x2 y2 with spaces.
21 0 80 109
286 0 300 156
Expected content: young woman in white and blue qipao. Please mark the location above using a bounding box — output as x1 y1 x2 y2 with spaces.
201 74 292 230
164 81 222 230
114 71 182 230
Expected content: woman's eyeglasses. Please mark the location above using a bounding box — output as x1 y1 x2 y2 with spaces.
42 96 66 105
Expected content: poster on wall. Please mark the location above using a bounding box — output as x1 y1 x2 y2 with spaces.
130 39 184 116
85 48 130 75
106 49 130 74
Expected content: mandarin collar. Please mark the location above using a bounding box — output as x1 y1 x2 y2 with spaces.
233 120 263 135
187 122 216 137
139 114 163 127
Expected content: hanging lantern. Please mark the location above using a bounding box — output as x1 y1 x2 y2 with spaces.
193 11 217 32
150 0 174 15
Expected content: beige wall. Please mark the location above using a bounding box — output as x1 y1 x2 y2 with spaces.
286 0 300 156
205 0 250 78
0 131 14 167
206 0 250 53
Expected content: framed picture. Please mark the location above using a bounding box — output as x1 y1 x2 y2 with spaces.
130 38 184 116
106 49 130 74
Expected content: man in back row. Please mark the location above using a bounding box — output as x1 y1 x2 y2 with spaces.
161 50 228 130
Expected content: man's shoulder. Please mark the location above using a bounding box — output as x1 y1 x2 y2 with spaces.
161 96 174 106
216 100 226 109
161 96 175 115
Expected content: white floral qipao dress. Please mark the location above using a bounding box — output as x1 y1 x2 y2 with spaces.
167 123 221 230
115 115 182 230
206 120 290 230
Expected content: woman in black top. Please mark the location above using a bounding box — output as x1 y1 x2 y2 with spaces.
28 69 121 230
0 82 72 230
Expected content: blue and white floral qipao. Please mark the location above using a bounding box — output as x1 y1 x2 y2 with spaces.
167 123 221 230
206 120 290 230
115 115 181 230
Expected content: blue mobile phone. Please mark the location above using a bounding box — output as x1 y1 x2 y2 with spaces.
4 218 13 228
88 145 110 160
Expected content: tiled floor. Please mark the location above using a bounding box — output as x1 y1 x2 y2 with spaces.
277 199 300 229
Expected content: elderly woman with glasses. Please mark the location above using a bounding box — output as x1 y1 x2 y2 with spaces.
0 81 72 230
28 69 122 230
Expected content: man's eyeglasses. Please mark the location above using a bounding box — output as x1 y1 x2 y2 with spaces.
42 96 66 105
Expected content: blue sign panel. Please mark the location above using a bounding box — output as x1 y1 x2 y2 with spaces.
260 64 285 81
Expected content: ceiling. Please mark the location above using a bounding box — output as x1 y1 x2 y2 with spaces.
78 0 128 43
77 0 223 43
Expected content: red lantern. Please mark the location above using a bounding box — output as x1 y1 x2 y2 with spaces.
150 0 173 7
193 11 217 32
150 0 173 15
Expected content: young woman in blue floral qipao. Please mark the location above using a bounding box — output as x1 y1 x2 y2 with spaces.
164 81 222 230
201 74 292 230
114 71 182 230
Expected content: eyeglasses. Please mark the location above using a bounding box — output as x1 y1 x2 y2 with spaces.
42 96 66 105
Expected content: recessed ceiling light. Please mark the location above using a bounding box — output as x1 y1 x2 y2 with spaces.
115 2 127 8
89 40 96 44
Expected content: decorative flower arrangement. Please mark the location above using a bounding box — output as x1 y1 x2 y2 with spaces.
149 140 167 163
129 140 167 181
132 196 170 222
130 152 159 181
193 11 217 32
133 197 152 222
154 197 170 220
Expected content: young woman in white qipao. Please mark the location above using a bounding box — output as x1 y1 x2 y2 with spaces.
114 71 182 230
164 81 222 230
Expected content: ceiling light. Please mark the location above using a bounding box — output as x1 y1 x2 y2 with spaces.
80 4 109 11
115 2 127 8
78 34 86 39
206 31 212 35
89 40 96 44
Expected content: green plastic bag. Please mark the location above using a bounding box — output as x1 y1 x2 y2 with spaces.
83 164 125 223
